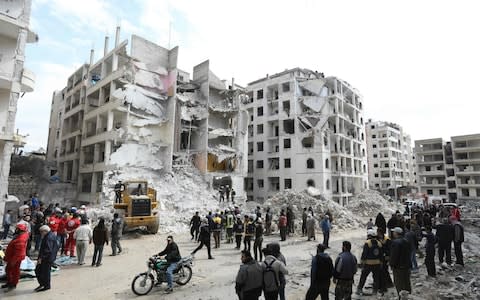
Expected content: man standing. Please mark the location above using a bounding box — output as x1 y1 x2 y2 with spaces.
305 244 333 300
390 227 412 295
114 181 125 203
262 247 289 300
333 241 358 300
233 215 244 249
244 215 255 252
253 219 264 261
356 229 383 296
73 218 93 265
65 213 80 257
265 208 273 235
423 226 437 277
35 225 59 292
190 212 201 241
450 216 464 266
2 223 29 292
92 218 108 267
225 186 231 202
278 212 287 241
435 218 454 266
191 218 213 259
158 235 182 293
111 213 123 256
226 211 234 243
2 209 12 239
231 188 236 203
302 208 308 237
286 207 295 234
320 215 331 248
377 228 394 290
235 250 263 300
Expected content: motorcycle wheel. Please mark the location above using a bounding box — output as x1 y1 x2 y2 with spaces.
131 272 155 296
175 265 192 285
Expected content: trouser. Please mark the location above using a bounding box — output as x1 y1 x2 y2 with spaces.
264 290 280 300
323 231 330 247
190 226 198 240
243 236 252 252
425 254 436 277
235 234 242 248
166 262 177 288
65 235 76 256
411 249 418 270
254 237 263 261
302 221 306 236
92 245 104 266
58 233 66 254
454 242 464 266
76 240 89 264
265 222 272 235
240 287 262 300
280 226 287 241
288 222 294 234
115 191 121 203
438 241 452 264
26 233 32 256
35 262 52 288
213 231 220 248
226 228 233 243
6 260 21 287
335 279 354 300
219 195 224 202
111 237 122 255
2 224 9 239
34 233 42 251
279 284 286 300
392 268 411 294
381 261 394 288
306 281 330 300
357 264 381 292
192 240 212 258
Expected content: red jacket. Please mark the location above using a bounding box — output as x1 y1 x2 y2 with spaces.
279 215 287 227
4 232 29 263
66 217 80 236
57 217 68 234
48 216 60 232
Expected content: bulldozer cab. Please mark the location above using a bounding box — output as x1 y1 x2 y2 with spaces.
114 180 159 233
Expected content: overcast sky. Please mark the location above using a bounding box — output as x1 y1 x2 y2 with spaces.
18 0 480 151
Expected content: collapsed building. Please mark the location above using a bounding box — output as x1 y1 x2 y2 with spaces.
46 28 248 204
244 68 369 205
0 0 37 220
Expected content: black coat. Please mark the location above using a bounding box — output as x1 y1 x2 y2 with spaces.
158 241 181 263
38 232 58 264
375 213 387 231
390 237 411 269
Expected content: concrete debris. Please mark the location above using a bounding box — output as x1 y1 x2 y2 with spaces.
133 60 168 76
300 96 327 113
209 128 234 137
209 70 226 90
181 105 208 121
298 78 326 95
208 144 237 162
347 190 404 219
112 84 166 117
109 143 165 171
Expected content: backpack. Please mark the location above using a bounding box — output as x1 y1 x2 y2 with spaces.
263 259 280 292
246 222 255 235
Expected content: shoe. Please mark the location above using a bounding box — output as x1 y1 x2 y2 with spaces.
34 286 44 292
356 290 363 296
4 286 16 293
70 255 76 258
165 287 173 294
36 287 50 292
118 250 122 254
96 263 102 267
208 257 214 259
109 254 116 256
1 284 8 289
91 263 95 267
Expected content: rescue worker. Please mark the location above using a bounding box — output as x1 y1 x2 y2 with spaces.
377 227 394 289
157 235 181 293
65 213 80 257
2 223 29 292
333 241 358 300
226 210 234 243
233 215 244 249
191 218 214 259
212 213 222 248
114 180 125 203
244 215 255 252
390 227 412 295
356 229 383 296
235 250 263 300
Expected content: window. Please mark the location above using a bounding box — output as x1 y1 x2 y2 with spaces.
440 189 446 195
307 179 315 187
374 173 379 178
282 82 290 92
257 179 264 188
307 158 315 169
257 142 264 152
302 137 314 148
363 165 366 173
283 119 295 134
250 114 254 122
256 160 264 169
257 107 263 116
371 125 375 129
373 154 378 158
284 158 291 168
324 136 328 147
284 139 291 149
374 163 378 168
372 134 376 138
373 144 377 148
257 124 264 134
325 158 329 169
427 189 433 195
284 178 292 189
326 179 330 190
257 89 263 99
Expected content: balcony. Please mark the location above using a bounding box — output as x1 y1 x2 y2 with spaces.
20 68 35 92
418 170 445 176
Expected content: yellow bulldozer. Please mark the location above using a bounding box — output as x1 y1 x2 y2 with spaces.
113 180 159 234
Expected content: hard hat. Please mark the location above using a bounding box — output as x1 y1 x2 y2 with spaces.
367 229 377 237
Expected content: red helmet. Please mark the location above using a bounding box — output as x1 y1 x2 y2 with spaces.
16 223 27 231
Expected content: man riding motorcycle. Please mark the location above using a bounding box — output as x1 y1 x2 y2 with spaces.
157 235 181 293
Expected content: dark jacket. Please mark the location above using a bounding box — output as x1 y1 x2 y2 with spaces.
190 215 201 228
375 213 387 231
387 216 397 230
390 237 411 269
93 226 109 246
235 258 263 298
435 223 454 244
453 223 464 243
311 253 333 286
198 224 211 242
333 251 358 280
158 241 181 263
111 217 123 238
360 238 383 265
424 231 437 255
38 231 58 264
405 230 418 251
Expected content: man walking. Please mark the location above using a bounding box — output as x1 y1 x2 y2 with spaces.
423 226 437 277
390 227 412 295
235 250 263 300
111 213 123 256
190 212 201 241
356 229 383 295
191 218 214 259
333 241 358 300
262 247 289 300
73 218 92 265
35 225 59 292
320 215 331 248
305 244 333 300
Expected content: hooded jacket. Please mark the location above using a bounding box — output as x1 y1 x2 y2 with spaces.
4 231 29 263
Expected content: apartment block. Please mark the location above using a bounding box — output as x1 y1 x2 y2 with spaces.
0 0 37 218
244 68 368 205
366 120 415 191
47 28 179 203
451 134 480 205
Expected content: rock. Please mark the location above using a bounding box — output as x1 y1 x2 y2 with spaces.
455 275 465 282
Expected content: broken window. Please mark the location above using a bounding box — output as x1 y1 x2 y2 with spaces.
373 154 378 158
282 82 290 92
302 137 314 148
307 179 315 187
283 101 290 116
283 119 295 134
307 158 315 169
256 160 264 169
257 107 263 116
257 89 264 99
373 144 377 148
325 159 329 169
248 160 253 173
257 142 264 152
284 139 291 149
257 124 264 134
326 179 330 190
284 158 291 168
284 178 292 189
258 179 264 188
248 142 253 154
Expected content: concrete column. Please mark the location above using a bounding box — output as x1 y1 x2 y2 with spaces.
90 172 97 195
72 159 78 182
63 162 69 182
112 26 120 72
107 110 114 131
105 141 111 164
93 144 99 163
104 36 109 56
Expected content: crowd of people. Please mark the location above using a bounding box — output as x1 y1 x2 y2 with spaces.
1 195 124 293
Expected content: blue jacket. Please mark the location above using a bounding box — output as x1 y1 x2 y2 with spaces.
320 219 331 233
334 251 357 280
311 253 333 286
39 231 58 264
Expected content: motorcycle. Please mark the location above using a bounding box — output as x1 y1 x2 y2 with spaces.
131 255 193 296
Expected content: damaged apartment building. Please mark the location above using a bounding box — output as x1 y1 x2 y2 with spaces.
47 28 248 203
0 0 37 218
244 68 368 205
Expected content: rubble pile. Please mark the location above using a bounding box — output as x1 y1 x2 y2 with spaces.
347 190 403 219
246 190 363 231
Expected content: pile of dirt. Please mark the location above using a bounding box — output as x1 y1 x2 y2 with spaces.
347 190 404 219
